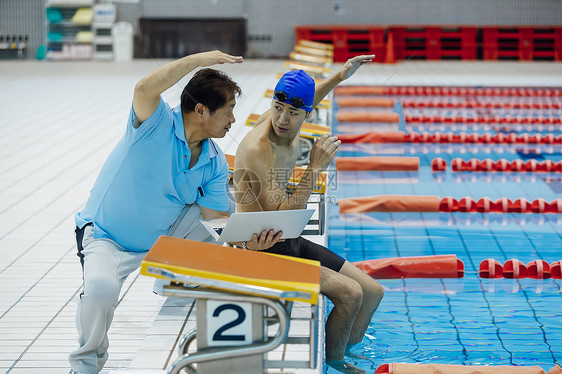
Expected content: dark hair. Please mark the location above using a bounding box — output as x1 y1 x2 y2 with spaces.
181 68 241 114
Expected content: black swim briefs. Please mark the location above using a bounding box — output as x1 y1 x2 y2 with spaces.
263 236 345 272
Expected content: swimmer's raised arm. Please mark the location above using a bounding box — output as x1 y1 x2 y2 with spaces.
311 54 374 109
132 50 243 125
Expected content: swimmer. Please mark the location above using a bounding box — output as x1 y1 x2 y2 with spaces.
233 55 384 374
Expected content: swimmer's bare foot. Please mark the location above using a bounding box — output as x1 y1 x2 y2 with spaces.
344 346 371 361
326 360 366 374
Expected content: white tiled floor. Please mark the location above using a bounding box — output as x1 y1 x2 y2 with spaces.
1 58 561 374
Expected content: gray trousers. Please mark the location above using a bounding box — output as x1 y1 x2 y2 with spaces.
69 203 222 373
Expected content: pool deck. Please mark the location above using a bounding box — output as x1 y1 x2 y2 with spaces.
1 59 561 373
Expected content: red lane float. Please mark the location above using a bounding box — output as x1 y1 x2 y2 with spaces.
336 131 562 144
340 196 562 214
551 260 562 279
354 255 464 279
431 157 447 172
336 111 400 123
339 195 441 214
527 260 551 279
446 158 561 173
480 259 557 279
404 114 562 125
438 197 562 213
336 97 395 107
401 98 562 110
375 363 562 374
335 85 562 97
503 259 528 279
479 259 503 278
335 156 419 171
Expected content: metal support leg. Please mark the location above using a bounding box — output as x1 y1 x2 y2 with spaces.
166 290 290 374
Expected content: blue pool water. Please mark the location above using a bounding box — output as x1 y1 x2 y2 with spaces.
325 88 562 372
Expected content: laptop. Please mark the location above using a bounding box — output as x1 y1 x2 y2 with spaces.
201 209 315 244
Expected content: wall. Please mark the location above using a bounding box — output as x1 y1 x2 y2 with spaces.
0 0 44 59
2 0 562 59
243 0 562 57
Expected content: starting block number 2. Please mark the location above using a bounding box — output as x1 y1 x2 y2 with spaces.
206 300 253 347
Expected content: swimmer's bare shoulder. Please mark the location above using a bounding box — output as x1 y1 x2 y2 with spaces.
236 125 272 165
254 109 272 128
234 114 286 211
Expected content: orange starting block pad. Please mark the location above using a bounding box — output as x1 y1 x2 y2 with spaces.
265 89 330 109
298 39 334 51
246 113 330 139
284 61 332 77
294 44 334 58
289 52 333 66
141 236 321 304
225 154 327 194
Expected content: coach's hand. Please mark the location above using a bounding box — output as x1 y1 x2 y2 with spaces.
193 50 244 67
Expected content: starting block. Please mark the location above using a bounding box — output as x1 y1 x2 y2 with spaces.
289 52 333 66
294 44 334 58
298 40 334 51
141 236 321 374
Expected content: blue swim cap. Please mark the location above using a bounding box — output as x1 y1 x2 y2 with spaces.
273 70 315 112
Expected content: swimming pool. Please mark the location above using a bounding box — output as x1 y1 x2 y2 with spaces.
326 86 562 372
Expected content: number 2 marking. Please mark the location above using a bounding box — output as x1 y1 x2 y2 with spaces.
212 304 247 341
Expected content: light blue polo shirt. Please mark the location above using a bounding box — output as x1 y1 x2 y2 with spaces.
75 97 230 252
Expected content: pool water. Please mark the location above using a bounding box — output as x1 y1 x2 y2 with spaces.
325 87 562 372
